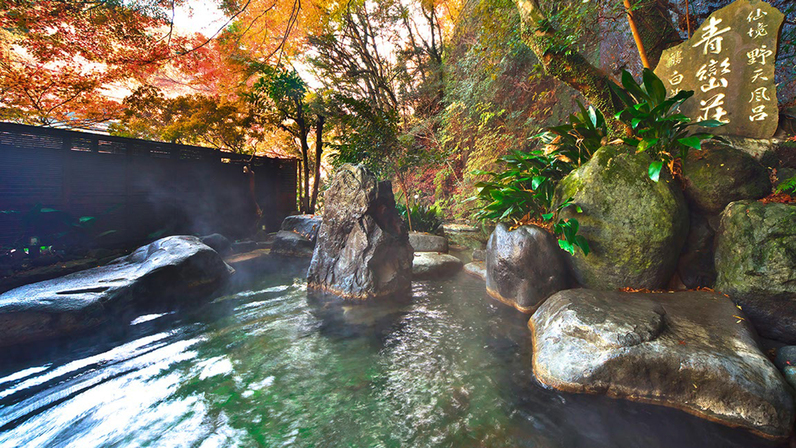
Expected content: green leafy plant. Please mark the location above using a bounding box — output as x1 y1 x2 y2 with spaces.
547 197 590 256
535 101 608 167
609 68 724 182
396 203 444 234
776 175 796 195
470 152 588 255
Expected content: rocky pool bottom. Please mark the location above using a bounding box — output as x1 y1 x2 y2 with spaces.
0 263 787 448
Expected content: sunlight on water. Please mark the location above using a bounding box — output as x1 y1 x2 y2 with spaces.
0 269 785 448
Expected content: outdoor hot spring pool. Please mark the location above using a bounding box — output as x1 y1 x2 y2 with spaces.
0 263 786 448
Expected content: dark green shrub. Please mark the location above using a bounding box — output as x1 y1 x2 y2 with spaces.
397 203 444 233
469 103 603 256
776 175 796 195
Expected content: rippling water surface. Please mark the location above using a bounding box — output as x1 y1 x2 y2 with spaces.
0 265 785 447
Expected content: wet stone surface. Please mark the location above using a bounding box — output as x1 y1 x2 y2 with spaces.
530 288 795 440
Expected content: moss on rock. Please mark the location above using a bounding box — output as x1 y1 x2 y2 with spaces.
715 200 796 343
555 145 689 289
682 144 771 214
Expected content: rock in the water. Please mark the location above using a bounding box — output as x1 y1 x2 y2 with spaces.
677 213 717 289
471 249 485 262
682 144 771 214
555 146 689 290
486 223 568 313
200 233 232 254
307 164 413 299
271 230 314 257
281 214 322 242
530 288 794 440
408 232 448 253
715 200 796 343
412 253 463 279
0 236 233 347
442 223 488 250
463 261 486 281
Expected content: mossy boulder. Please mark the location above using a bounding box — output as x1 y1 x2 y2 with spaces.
555 145 689 290
715 200 796 343
682 144 771 214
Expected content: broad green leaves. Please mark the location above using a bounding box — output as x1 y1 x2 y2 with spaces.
470 105 599 256
610 68 724 182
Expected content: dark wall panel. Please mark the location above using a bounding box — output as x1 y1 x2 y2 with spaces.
0 122 297 249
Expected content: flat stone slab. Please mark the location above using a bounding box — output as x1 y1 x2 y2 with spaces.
225 248 272 270
463 261 486 281
0 236 233 347
442 224 488 250
412 253 463 279
530 288 794 440
408 232 448 253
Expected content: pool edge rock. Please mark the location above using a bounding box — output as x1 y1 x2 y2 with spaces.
485 223 568 313
0 235 233 347
529 288 795 440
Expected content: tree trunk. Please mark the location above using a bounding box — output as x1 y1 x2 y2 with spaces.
632 0 683 69
310 115 325 214
300 130 310 214
515 0 624 134
514 0 682 134
296 159 303 213
624 0 651 68
394 170 413 232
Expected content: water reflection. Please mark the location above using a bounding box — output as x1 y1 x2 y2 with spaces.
0 267 788 448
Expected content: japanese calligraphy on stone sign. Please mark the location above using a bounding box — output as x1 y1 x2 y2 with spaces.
653 0 784 139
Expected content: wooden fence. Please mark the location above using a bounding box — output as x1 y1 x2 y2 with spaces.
0 122 297 249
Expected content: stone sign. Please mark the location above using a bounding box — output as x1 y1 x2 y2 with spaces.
654 0 784 139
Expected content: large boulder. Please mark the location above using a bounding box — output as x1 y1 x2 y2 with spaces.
0 236 233 347
485 223 568 313
200 233 232 254
715 201 796 343
271 230 315 257
307 164 413 300
412 253 462 279
408 232 448 253
272 214 323 257
530 288 794 440
681 144 771 215
280 214 322 242
555 146 689 290
717 136 779 168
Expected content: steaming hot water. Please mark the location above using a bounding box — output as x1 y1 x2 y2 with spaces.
0 264 784 447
